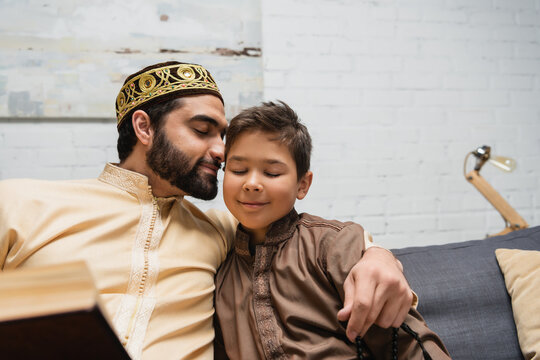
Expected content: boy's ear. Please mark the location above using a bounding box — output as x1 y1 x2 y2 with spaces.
296 171 313 200
132 110 154 147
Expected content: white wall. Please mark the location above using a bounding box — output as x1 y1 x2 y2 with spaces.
0 0 262 118
0 0 261 209
1 0 539 248
261 0 540 247
0 120 118 179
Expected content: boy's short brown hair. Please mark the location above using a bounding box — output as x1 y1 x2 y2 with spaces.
225 101 312 179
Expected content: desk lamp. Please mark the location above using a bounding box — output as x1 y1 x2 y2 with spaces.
464 145 528 237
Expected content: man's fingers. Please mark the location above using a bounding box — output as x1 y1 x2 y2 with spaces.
338 246 414 342
383 280 413 328
373 280 412 329
344 276 376 341
359 284 408 336
373 296 401 330
337 276 354 322
357 295 384 337
346 295 371 341
336 306 351 322
390 297 411 328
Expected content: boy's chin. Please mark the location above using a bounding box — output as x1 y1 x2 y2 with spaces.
237 220 271 234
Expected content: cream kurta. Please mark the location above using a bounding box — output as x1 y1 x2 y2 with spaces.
0 163 237 360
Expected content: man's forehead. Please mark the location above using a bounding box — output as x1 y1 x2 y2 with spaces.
189 114 228 131
177 95 226 120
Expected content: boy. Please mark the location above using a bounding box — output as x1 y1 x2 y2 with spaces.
214 101 450 359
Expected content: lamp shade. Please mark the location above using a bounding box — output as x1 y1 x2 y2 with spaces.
489 156 516 172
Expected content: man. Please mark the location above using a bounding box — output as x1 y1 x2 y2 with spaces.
0 61 412 360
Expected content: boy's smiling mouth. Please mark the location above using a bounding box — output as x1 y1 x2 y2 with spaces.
238 201 270 209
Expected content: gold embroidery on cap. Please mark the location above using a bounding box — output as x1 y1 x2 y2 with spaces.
116 63 221 126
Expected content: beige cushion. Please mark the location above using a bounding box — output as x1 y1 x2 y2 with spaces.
495 248 540 360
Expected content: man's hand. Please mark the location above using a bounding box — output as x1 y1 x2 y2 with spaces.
337 247 413 341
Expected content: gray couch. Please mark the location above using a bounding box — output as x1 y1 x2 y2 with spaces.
392 225 540 360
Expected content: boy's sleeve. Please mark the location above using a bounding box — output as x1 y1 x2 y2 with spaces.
362 309 451 359
213 314 231 360
322 223 366 302
324 226 442 357
325 225 418 308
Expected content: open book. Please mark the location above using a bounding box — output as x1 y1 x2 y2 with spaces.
0 261 131 360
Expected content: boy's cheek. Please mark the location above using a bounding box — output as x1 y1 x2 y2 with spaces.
222 173 232 190
222 176 240 207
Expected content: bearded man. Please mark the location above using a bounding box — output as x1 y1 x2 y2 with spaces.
0 61 413 360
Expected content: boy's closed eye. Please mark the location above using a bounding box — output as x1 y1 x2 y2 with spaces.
225 166 281 178
224 163 248 175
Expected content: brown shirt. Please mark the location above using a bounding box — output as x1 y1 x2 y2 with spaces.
214 210 450 360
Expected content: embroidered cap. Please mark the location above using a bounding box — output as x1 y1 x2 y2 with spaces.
115 61 223 127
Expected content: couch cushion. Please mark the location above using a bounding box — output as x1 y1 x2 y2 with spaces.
392 225 540 360
495 248 540 360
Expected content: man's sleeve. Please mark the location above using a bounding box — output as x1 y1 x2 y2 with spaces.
204 209 238 253
0 181 16 269
363 228 375 249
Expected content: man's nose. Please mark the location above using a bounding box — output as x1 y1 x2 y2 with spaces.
209 137 225 163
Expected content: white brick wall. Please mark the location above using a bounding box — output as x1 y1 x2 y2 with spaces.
0 121 118 180
261 0 540 248
0 0 262 118
0 0 261 215
1 0 539 248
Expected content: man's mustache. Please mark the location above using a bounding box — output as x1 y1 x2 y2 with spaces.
197 158 222 171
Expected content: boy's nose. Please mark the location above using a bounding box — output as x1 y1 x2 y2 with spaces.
242 179 263 192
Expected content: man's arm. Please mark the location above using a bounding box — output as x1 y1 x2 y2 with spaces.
204 209 238 254
337 236 414 342
0 181 14 269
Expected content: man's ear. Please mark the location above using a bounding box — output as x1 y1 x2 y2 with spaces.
297 171 313 200
132 110 154 147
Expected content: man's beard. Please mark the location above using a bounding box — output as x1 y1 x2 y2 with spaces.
146 127 220 200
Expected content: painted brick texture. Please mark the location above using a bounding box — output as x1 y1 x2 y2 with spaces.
261 0 540 248
0 0 539 248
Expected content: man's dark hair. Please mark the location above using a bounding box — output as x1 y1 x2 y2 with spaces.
116 61 185 162
117 97 183 162
225 100 312 179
